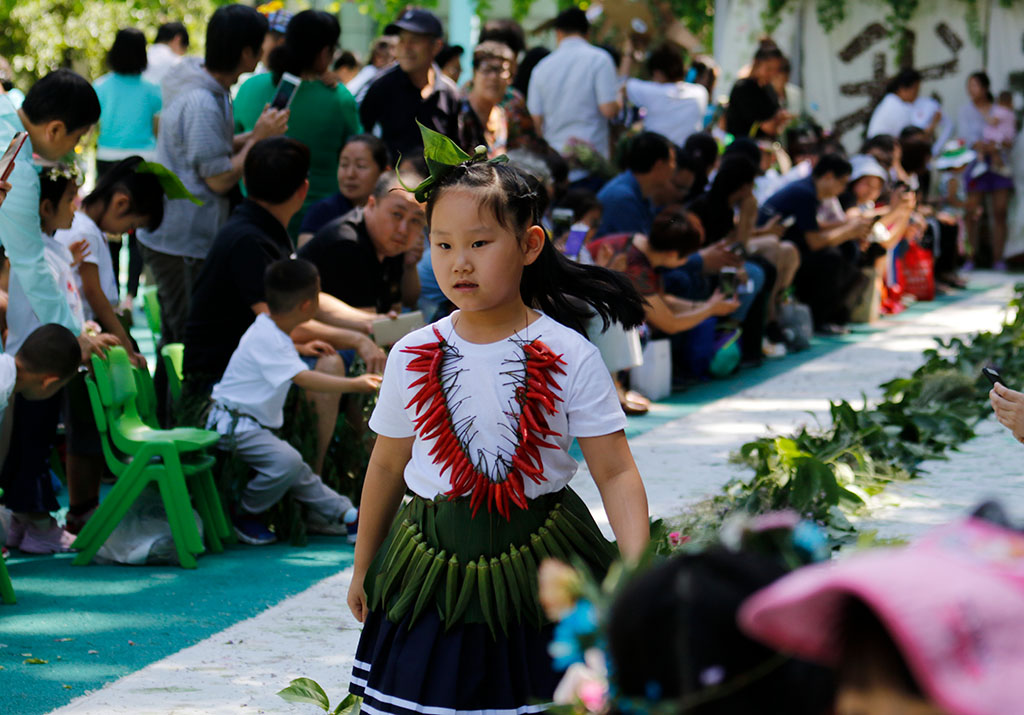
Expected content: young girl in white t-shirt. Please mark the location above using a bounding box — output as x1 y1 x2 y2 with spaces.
347 137 651 713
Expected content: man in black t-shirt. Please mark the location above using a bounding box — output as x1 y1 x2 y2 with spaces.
359 9 460 163
184 138 387 387
725 46 792 139
298 171 426 313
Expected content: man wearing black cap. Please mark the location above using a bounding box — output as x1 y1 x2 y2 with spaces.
359 8 460 163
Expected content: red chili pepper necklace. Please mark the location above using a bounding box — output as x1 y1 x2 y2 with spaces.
402 325 567 519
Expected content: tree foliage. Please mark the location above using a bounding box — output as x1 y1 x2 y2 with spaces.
0 0 231 83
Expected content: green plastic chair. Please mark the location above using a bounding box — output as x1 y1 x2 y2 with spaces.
161 343 184 403
133 365 159 429
71 349 229 567
140 285 161 340
0 489 15 604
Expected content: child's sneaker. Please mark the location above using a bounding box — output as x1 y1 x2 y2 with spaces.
232 516 277 546
307 511 347 536
19 517 75 554
344 507 358 546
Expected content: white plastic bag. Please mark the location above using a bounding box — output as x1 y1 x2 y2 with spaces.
95 486 204 566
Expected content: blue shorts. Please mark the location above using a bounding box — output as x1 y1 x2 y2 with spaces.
301 348 356 371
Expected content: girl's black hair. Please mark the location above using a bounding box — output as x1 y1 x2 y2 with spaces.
425 162 646 337
607 549 834 713
837 597 923 696
969 70 995 103
269 10 340 84
107 28 148 76
83 156 164 232
343 134 390 172
39 168 75 210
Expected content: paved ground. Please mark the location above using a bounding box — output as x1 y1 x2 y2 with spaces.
41 273 1020 715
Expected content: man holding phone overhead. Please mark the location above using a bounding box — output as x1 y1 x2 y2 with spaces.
0 70 102 357
137 4 288 412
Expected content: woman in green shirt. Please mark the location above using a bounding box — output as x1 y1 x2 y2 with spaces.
234 10 362 237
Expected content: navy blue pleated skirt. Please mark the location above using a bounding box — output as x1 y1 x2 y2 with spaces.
350 606 561 714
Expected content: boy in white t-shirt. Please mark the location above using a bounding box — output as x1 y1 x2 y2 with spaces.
0 323 81 413
207 258 382 546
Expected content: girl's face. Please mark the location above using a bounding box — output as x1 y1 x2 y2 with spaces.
40 180 78 233
338 142 383 205
101 192 148 234
853 175 884 203
429 189 544 314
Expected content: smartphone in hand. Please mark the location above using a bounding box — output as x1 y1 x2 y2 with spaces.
0 131 28 182
983 366 1006 388
270 72 302 111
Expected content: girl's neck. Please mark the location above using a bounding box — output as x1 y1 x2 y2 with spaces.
82 201 104 227
452 300 539 344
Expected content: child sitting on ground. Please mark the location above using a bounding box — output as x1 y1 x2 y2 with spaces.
207 258 382 546
740 506 1024 715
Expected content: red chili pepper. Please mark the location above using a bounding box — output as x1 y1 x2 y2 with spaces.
526 391 556 413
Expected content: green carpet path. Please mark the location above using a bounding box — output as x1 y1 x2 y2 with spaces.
0 280 985 715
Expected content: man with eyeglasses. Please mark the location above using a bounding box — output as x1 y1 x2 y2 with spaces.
358 8 460 164
456 42 516 157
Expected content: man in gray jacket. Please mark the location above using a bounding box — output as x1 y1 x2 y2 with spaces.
138 3 287 392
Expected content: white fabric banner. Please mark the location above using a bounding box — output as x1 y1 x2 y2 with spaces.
799 0 984 151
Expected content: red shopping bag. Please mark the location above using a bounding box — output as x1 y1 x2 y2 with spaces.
900 240 935 301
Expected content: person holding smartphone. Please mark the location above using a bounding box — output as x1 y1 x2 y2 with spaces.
989 373 1024 444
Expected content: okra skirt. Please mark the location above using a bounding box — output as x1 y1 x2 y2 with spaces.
349 487 616 714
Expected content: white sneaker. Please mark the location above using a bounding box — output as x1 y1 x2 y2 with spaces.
763 339 787 359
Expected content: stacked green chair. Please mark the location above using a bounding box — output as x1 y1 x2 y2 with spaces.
0 489 15 604
161 343 185 403
139 285 161 340
72 347 230 568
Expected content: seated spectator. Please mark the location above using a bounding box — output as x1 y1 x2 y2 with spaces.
299 170 426 314
234 10 362 237
590 205 738 336
673 131 720 203
297 134 389 247
359 9 460 163
725 45 792 139
184 138 387 476
456 42 516 157
675 155 783 359
595 132 676 237
619 43 709 147
741 511 1024 715
758 154 873 334
206 258 381 546
0 324 91 553
552 188 602 261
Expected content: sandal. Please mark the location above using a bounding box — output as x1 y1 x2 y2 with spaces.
620 389 651 416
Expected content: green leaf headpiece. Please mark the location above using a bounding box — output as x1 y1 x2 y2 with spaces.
398 121 509 203
136 161 204 205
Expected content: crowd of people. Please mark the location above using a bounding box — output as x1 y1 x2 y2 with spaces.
0 2 1021 714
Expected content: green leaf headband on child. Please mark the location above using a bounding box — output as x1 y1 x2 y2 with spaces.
136 161 204 205
398 121 509 203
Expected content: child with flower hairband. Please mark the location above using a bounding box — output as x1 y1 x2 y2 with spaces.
345 128 650 713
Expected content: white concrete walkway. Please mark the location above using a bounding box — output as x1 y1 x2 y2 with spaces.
51 274 1018 714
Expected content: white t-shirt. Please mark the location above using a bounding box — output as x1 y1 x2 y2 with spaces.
369 313 626 500
5 234 86 356
55 212 118 322
527 37 620 159
0 353 16 413
143 43 182 90
866 93 915 139
209 313 308 433
625 78 708 147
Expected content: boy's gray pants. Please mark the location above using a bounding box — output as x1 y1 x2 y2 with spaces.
220 427 352 519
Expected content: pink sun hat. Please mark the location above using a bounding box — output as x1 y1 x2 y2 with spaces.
738 517 1024 715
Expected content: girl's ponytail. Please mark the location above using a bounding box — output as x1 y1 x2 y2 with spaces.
84 156 165 232
426 161 647 338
